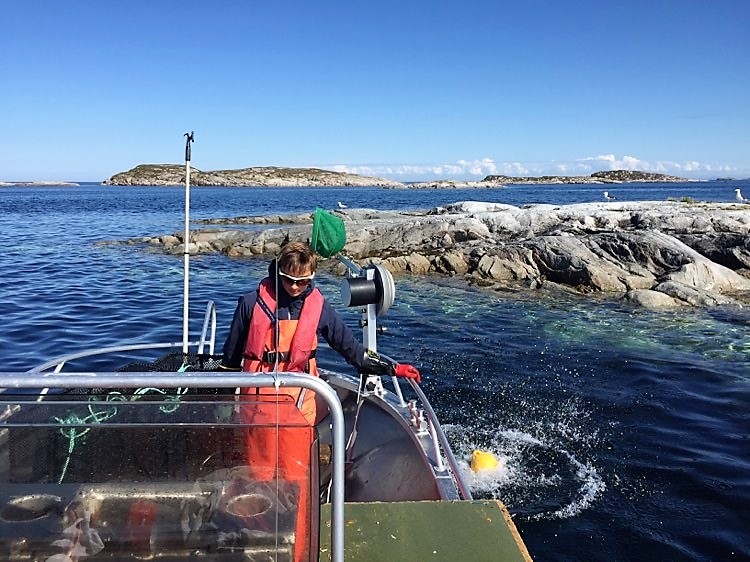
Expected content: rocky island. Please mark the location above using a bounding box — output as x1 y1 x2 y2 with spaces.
120 199 750 310
102 165 688 188
480 170 688 185
0 181 79 187
102 164 403 188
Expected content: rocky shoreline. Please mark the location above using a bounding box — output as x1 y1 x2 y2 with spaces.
118 200 750 309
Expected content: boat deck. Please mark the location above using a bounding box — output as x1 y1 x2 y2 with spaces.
320 500 532 561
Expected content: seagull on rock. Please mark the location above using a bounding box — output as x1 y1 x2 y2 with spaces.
337 201 348 209
603 191 616 201
735 188 749 203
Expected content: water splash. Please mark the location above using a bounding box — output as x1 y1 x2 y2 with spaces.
447 423 605 521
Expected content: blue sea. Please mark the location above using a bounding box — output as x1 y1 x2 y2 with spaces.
1 181 748 560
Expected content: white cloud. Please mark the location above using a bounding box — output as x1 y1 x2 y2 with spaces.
330 158 503 179
574 154 736 177
578 154 645 170
621 156 642 169
681 161 701 172
328 154 737 181
581 154 616 163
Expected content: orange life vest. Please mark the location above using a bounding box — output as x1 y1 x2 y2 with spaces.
241 278 324 423
243 278 323 374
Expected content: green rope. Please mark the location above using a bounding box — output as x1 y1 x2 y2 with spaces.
54 386 189 483
54 402 115 484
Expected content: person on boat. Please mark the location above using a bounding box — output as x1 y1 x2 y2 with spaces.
220 240 420 560
221 240 421 385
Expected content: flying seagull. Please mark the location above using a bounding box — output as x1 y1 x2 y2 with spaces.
735 188 748 203
603 191 616 201
337 201 348 209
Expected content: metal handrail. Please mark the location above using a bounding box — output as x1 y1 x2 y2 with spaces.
407 379 473 500
26 342 194 374
197 300 217 355
340 347 465 499
28 301 219 374
0 371 346 562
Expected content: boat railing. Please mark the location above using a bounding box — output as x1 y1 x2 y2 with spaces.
342 362 473 501
407 378 473 500
197 299 217 355
26 300 219 375
0 371 347 562
378 372 472 500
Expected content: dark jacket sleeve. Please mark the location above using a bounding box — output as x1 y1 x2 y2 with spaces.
318 299 366 370
221 291 258 369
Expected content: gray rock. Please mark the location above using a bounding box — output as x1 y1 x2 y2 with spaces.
623 289 684 310
654 281 740 307
435 251 470 275
125 200 750 308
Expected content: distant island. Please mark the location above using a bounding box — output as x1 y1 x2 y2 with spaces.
101 164 690 188
481 170 689 185
0 181 79 187
102 164 403 188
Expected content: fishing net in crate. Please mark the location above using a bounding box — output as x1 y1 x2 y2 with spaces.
116 351 224 373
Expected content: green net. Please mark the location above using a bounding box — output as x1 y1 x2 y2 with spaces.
310 208 346 257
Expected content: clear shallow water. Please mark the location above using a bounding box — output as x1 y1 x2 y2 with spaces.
0 182 748 560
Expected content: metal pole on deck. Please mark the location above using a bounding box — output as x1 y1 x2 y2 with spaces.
182 131 194 354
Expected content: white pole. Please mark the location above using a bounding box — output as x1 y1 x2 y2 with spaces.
182 131 194 354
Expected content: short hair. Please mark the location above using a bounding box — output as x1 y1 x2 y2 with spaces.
278 241 318 275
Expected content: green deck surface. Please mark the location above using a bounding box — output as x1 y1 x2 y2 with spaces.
319 500 532 561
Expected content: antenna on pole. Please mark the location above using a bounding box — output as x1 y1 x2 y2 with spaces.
182 131 194 354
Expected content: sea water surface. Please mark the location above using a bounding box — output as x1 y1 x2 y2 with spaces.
0 181 748 560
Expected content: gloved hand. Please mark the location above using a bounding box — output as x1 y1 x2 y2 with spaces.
360 349 395 375
393 363 421 384
360 351 422 384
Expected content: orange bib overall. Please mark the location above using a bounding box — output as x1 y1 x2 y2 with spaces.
241 279 323 561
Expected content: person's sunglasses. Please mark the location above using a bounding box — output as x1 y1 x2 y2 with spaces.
279 271 315 287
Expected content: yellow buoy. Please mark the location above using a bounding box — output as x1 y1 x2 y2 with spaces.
470 449 499 472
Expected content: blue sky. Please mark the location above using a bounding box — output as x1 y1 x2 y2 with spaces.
2 1 748 182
